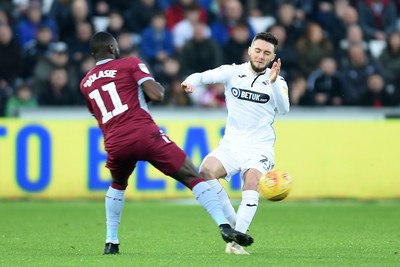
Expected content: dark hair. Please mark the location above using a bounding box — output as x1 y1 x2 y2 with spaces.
251 32 279 50
184 3 201 13
89 31 115 54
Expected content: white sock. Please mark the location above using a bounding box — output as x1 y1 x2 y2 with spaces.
235 190 259 234
192 181 229 226
207 179 236 227
105 186 125 244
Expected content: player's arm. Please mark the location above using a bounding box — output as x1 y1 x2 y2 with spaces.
271 76 290 114
269 59 290 114
141 79 165 102
181 65 233 93
271 78 290 114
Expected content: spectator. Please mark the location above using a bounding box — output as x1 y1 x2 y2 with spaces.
153 56 192 107
243 0 278 17
276 0 314 22
21 24 54 78
53 0 92 42
179 22 223 78
115 31 136 54
339 24 369 52
199 83 226 108
38 67 77 106
91 0 111 32
288 74 315 106
337 24 370 64
295 22 334 77
119 47 140 59
77 55 96 81
0 8 12 25
155 56 181 84
49 0 76 41
312 57 346 106
274 1 304 45
164 78 194 107
140 12 174 70
268 24 299 83
359 73 400 106
66 21 93 66
340 43 385 105
0 23 22 88
172 3 211 52
166 0 208 30
222 22 251 64
0 79 13 117
314 0 354 47
12 0 34 19
16 1 58 47
92 0 130 12
105 10 125 38
340 2 359 26
378 31 400 84
125 0 162 34
0 20 17 116
5 82 37 117
210 0 255 46
357 0 398 41
179 22 223 104
32 41 78 96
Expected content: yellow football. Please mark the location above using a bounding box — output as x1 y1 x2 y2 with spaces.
259 170 292 201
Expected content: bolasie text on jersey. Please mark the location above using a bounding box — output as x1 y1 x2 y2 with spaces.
83 70 118 87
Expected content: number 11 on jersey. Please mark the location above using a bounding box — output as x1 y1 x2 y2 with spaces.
89 82 128 124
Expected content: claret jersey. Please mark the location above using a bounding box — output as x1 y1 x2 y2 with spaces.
80 57 156 150
183 62 290 147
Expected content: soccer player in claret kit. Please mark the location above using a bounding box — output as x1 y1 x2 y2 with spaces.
79 32 253 254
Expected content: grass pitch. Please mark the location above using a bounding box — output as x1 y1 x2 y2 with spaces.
0 200 399 267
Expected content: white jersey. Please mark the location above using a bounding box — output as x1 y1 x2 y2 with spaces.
184 62 290 151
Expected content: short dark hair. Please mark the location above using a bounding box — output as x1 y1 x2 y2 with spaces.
251 32 279 50
90 31 115 54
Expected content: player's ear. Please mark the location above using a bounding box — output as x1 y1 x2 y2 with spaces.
247 47 251 56
108 44 114 54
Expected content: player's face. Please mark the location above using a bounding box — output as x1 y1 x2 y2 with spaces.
248 39 276 73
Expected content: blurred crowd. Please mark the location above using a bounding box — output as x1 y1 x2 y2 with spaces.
1 0 400 117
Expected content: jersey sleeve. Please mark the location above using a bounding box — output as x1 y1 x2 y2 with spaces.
183 64 235 86
271 76 290 114
130 57 154 85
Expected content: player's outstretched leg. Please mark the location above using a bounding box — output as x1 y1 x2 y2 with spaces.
104 243 119 255
219 224 254 247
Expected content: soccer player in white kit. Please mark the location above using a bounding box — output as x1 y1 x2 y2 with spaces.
181 32 290 255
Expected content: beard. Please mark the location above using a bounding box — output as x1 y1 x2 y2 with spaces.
250 60 268 73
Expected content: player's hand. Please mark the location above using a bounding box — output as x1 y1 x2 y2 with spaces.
269 58 281 84
181 82 194 93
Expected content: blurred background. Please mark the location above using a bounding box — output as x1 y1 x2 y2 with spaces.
0 0 399 200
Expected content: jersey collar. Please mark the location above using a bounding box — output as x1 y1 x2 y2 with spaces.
96 58 113 66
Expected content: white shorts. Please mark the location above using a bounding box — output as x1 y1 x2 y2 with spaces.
201 139 275 182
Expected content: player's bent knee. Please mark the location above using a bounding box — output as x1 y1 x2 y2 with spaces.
243 175 261 191
199 167 216 180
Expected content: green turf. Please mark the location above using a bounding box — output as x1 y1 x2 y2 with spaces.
0 200 399 267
